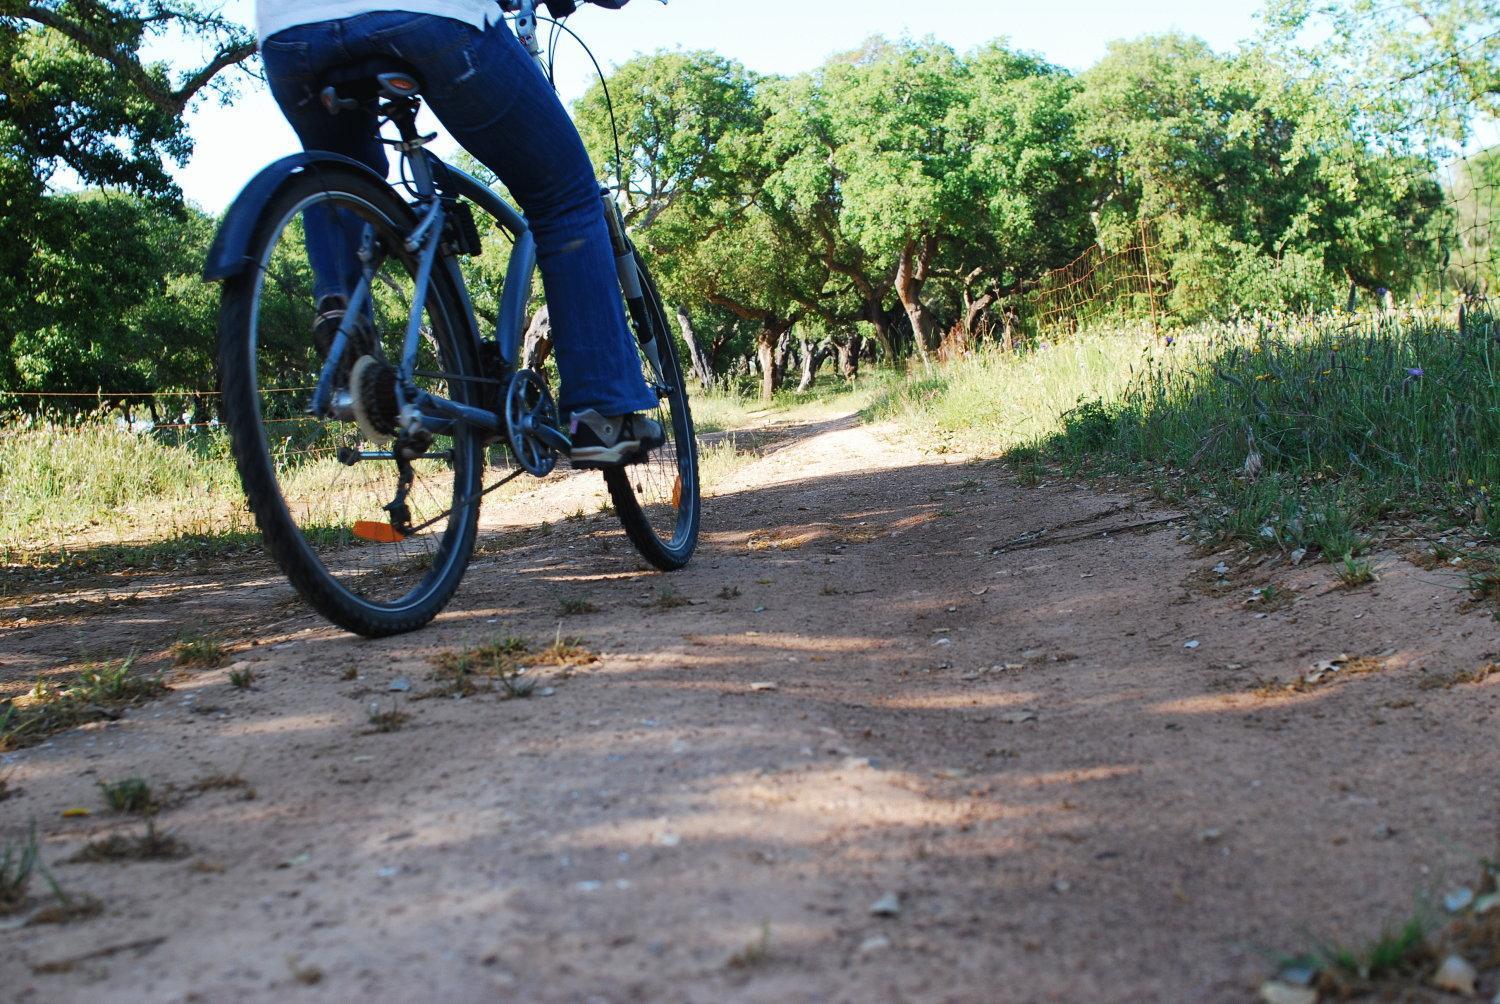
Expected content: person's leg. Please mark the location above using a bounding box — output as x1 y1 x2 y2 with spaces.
261 25 389 305
343 14 656 416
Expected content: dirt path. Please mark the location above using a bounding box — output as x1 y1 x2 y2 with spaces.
3 414 1498 1002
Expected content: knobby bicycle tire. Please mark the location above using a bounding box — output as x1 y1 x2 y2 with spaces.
605 246 701 570
217 166 484 637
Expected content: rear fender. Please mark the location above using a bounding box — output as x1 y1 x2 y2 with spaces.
202 153 393 281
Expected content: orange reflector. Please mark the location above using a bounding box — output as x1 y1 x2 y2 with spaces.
671 474 683 510
353 520 406 543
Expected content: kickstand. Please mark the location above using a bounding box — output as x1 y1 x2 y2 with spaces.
384 454 415 536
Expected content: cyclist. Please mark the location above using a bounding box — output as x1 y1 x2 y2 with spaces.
255 0 662 465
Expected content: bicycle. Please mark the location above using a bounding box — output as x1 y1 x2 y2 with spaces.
203 0 699 637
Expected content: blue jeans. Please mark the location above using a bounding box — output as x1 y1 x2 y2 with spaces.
260 11 655 416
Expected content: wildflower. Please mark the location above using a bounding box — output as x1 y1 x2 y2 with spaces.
1320 369 1332 376
1406 367 1424 377
1255 373 1275 382
1331 343 1342 352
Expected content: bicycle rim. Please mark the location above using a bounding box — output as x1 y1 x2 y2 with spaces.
605 249 700 566
236 183 480 614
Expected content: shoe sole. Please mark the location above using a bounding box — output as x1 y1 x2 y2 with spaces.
569 440 645 467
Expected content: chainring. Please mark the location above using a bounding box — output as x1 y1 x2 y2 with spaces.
503 368 560 477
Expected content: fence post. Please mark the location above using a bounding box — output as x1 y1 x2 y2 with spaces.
1139 218 1161 335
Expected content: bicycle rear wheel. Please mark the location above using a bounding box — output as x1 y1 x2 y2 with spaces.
216 167 484 637
605 247 701 569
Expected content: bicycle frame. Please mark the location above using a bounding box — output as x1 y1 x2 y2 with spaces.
298 0 655 461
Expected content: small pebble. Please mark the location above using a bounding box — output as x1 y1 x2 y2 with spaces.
1445 887 1476 913
869 892 901 917
1258 982 1316 1004
1431 954 1477 996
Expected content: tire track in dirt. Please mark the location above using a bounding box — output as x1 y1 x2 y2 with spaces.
3 414 1498 1002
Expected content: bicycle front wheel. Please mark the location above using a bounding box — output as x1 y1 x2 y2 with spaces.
605 246 701 570
216 166 484 637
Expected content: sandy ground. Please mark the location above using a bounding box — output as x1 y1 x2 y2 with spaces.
2 412 1498 1003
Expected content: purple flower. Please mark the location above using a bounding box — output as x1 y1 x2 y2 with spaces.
1165 336 1175 346
1406 367 1424 377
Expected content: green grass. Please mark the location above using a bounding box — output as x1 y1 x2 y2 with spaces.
98 777 155 814
429 636 536 699
692 370 897 436
873 309 1500 553
0 825 44 915
0 417 248 554
1 655 168 751
171 635 228 669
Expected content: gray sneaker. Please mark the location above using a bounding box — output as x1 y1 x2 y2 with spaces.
569 409 664 466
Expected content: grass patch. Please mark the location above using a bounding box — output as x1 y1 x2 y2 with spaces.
98 777 155 815
0 825 45 915
69 818 189 863
649 586 692 611
428 637 536 699
365 698 411 733
188 771 256 801
556 596 598 616
874 311 1500 552
0 655 168 751
1418 662 1500 690
227 666 254 690
726 920 773 970
1309 915 1436 990
171 635 228 669
1334 554 1377 588
533 630 598 672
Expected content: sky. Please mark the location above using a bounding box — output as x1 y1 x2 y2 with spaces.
168 0 1266 211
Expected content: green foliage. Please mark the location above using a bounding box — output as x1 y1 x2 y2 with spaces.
0 3 250 403
1075 35 1445 319
0 414 243 549
98 776 155 814
1 655 167 751
878 310 1500 547
1263 0 1500 143
4 192 219 399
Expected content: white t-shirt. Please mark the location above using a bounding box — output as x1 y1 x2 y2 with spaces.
256 1 501 43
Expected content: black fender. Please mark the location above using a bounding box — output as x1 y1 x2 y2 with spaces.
203 152 393 281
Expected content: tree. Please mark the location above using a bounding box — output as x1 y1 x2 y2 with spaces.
943 43 1093 346
1 2 255 401
1263 0 1500 143
1074 34 1444 317
574 50 760 230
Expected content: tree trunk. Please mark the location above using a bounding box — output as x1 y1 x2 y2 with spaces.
797 337 832 392
862 300 896 360
523 305 552 370
775 330 795 386
895 236 940 363
674 306 715 391
756 328 779 402
964 286 999 340
834 331 862 379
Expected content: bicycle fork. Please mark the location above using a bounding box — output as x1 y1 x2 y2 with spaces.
602 189 666 390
